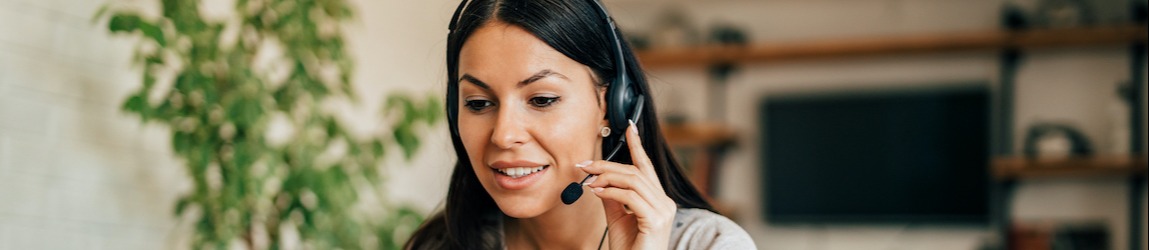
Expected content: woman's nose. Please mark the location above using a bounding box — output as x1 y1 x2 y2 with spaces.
490 107 530 149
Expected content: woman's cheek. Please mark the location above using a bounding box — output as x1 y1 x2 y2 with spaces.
541 113 596 160
458 117 491 171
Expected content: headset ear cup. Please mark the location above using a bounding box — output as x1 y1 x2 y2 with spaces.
604 74 636 154
596 0 638 158
605 78 623 138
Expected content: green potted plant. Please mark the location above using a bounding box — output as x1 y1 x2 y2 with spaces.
99 0 439 248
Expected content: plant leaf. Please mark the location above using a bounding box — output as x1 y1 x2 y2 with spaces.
108 14 141 32
138 22 166 46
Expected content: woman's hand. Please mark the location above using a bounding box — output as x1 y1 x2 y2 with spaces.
578 120 677 250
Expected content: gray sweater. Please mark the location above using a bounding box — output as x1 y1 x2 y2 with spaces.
666 208 757 250
497 208 757 249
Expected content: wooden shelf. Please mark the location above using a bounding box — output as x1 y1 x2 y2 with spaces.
636 24 1148 68
992 155 1148 180
661 122 736 147
660 122 736 203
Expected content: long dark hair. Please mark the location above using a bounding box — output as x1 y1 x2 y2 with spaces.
405 0 713 249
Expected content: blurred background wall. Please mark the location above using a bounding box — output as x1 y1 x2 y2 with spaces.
1 0 187 248
1 0 1146 249
0 0 458 248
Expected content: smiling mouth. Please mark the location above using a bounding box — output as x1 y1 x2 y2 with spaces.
495 165 550 178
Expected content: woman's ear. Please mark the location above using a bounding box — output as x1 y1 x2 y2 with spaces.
597 85 608 122
589 67 609 127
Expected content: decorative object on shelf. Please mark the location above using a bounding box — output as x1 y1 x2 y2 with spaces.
703 22 747 120
1107 81 1134 153
1051 222 1109 250
1011 221 1056 250
99 0 441 249
1010 220 1109 250
1034 0 1096 27
1002 3 1031 31
627 33 652 50
1023 122 1094 159
661 90 688 124
648 6 701 49
704 22 748 73
707 22 748 46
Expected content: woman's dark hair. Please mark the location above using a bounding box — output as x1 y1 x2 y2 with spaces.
405 0 713 249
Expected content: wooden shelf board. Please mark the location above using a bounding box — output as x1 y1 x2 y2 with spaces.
661 122 735 147
637 25 1148 68
992 155 1148 180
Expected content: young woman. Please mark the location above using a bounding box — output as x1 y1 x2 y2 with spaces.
405 0 755 249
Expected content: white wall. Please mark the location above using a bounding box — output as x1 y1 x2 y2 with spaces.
0 0 457 249
0 0 188 248
608 0 1148 249
340 0 457 215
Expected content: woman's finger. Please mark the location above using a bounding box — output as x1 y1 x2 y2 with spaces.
583 171 659 203
575 160 638 176
578 161 659 198
624 119 659 186
590 187 661 231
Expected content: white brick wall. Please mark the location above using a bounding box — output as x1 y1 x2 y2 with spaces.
1 0 191 248
1 0 458 248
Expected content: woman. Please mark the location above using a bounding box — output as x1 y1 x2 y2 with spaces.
405 0 755 249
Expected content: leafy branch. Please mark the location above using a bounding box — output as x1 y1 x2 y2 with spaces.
101 0 439 249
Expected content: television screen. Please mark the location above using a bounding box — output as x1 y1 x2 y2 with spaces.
760 85 989 224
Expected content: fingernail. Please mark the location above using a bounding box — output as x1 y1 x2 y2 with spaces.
628 119 637 134
592 187 604 193
582 175 598 186
575 160 593 168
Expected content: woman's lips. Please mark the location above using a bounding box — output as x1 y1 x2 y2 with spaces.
495 165 547 177
492 165 549 190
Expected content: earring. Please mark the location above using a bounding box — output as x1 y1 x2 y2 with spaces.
599 127 611 137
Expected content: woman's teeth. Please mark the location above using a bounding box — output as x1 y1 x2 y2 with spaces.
497 165 547 178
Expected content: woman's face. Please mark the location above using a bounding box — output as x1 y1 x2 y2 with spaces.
457 22 606 218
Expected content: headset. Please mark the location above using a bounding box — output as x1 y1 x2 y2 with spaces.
446 0 646 205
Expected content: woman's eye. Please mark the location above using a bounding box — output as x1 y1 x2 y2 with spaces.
529 96 559 108
464 100 494 111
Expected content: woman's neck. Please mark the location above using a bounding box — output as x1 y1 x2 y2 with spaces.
505 194 608 249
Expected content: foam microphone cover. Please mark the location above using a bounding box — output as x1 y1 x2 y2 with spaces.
561 182 583 205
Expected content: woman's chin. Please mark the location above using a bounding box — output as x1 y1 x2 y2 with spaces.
495 199 553 218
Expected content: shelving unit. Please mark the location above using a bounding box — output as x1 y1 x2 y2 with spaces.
636 25 1146 68
991 156 1147 250
639 24 1148 250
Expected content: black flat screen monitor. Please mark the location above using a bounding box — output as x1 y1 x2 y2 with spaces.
760 85 989 224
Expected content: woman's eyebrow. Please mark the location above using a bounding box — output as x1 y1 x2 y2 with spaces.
459 74 490 89
458 69 569 90
518 69 568 86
